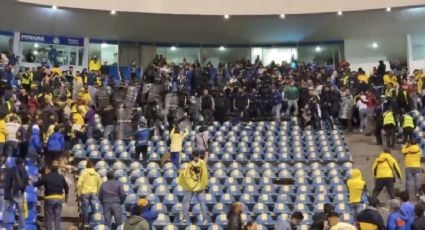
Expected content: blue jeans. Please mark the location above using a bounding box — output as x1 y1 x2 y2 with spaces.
405 167 421 195
182 190 209 223
81 194 98 224
5 141 18 157
104 125 115 141
3 193 24 230
272 103 282 122
86 125 94 139
103 203 123 227
350 203 364 220
170 152 180 169
286 100 298 115
45 199 63 230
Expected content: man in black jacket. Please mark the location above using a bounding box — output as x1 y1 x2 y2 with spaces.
310 203 334 230
3 157 28 230
200 89 214 125
33 164 69 230
233 88 249 123
214 90 230 123
100 104 116 141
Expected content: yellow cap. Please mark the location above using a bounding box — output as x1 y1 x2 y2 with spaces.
137 198 149 207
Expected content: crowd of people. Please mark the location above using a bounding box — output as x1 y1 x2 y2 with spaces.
0 49 425 229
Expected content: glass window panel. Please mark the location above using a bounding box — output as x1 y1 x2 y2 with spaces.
201 47 251 67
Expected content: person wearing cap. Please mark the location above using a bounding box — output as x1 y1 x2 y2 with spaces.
327 212 356 230
134 118 154 162
387 199 408 230
123 205 149 230
371 149 402 200
134 198 158 230
178 150 209 224
275 211 304 230
347 168 366 219
356 197 385 230
401 139 422 196
400 110 415 143
98 171 126 228
382 108 397 148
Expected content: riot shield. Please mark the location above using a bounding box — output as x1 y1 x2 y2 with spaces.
115 106 134 140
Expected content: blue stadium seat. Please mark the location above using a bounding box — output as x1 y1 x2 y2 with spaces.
256 213 274 226
207 224 224 230
161 224 178 230
220 194 235 205
252 203 270 215
212 203 228 214
215 214 228 226
153 214 171 227
93 224 110 230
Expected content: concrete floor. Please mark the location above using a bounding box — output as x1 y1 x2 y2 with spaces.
344 131 425 220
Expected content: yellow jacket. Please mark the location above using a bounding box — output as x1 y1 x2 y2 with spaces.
79 92 92 105
51 67 62 76
72 112 85 126
178 159 208 192
357 74 369 84
77 168 101 195
89 60 101 72
169 128 188 152
372 152 402 179
0 119 6 143
401 144 422 168
347 169 366 203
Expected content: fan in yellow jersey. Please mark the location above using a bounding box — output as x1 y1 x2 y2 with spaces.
401 140 422 196
178 150 209 225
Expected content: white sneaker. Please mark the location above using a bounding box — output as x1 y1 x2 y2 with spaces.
359 129 363 133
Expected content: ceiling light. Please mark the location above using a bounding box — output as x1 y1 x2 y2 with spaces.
110 10 116 15
101 43 108 48
33 43 39 48
52 5 57 10
224 14 230 20
386 7 391 12
219 46 226 51
337 11 343 16
372 42 378 49
33 50 38 55
170 46 177 51
280 14 286 19
315 46 322 52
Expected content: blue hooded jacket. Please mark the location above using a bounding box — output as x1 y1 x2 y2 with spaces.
387 210 408 230
47 132 65 151
28 126 42 153
400 202 415 229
